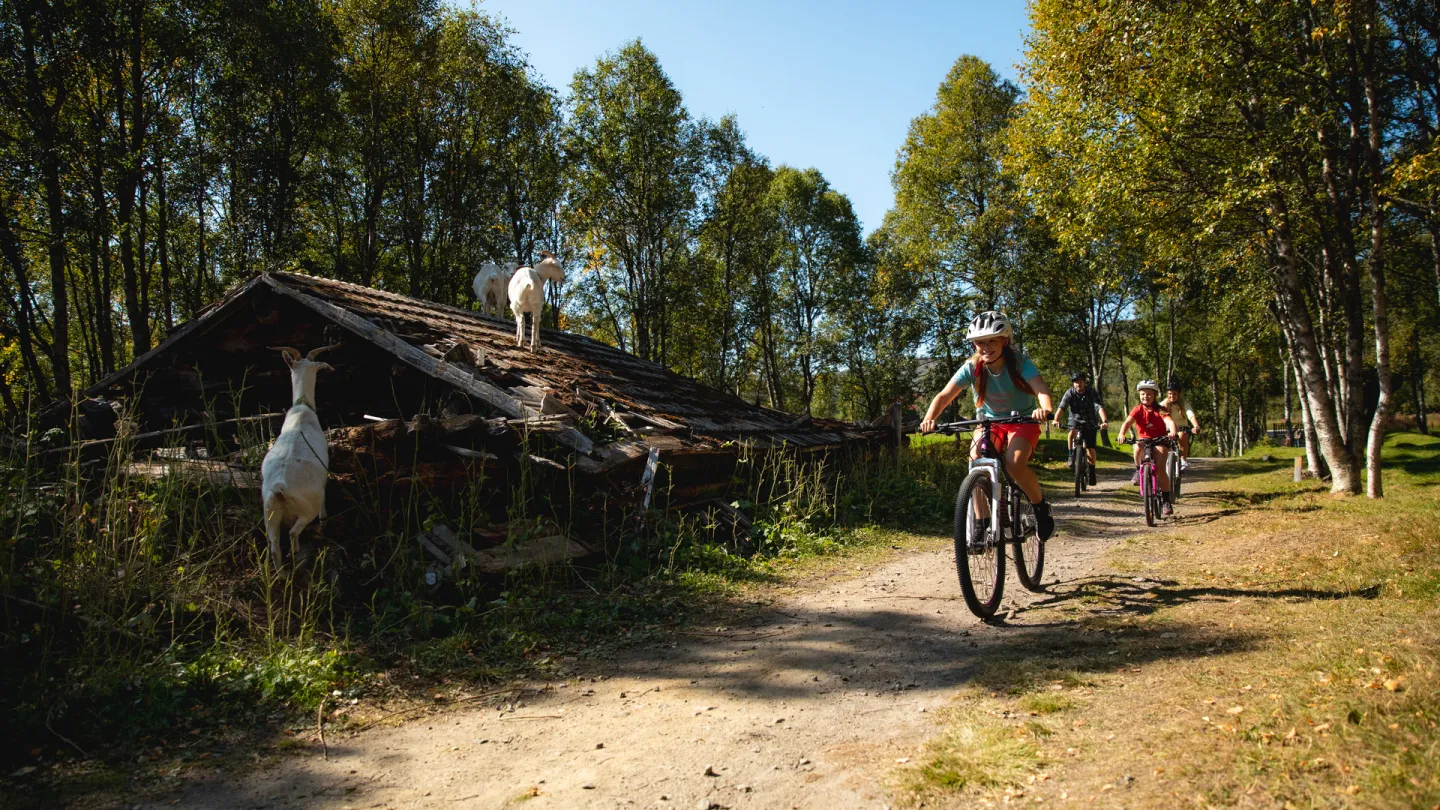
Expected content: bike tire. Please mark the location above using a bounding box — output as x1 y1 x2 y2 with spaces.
1172 456 1183 501
954 469 1005 619
1074 451 1085 497
1143 464 1156 527
1012 487 1046 592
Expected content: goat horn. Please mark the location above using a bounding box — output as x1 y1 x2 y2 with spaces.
268 346 301 359
307 342 342 360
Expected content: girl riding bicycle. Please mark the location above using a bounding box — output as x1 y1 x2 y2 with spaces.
1164 379 1200 469
919 311 1057 539
1118 379 1178 516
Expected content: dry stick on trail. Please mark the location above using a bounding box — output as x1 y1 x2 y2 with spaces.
318 698 328 761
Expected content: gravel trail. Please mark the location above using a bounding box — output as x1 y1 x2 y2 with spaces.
150 459 1205 810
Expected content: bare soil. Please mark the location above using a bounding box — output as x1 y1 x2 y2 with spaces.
137 461 1197 810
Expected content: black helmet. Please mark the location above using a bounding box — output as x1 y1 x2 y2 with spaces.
1166 377 1184 391
1071 370 1089 382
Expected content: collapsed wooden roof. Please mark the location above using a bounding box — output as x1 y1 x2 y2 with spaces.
83 272 887 475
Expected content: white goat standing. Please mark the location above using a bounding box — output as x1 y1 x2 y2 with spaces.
472 260 517 318
509 251 566 351
261 344 337 568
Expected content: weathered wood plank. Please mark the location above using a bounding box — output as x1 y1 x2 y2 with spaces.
470 536 590 575
81 274 272 399
43 413 285 464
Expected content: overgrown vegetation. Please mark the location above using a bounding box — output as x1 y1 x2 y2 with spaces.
0 426 977 785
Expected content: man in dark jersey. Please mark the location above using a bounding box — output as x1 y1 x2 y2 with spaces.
1052 371 1109 475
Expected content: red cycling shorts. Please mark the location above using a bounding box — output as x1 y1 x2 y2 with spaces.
973 422 1042 454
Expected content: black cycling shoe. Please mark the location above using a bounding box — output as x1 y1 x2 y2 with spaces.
1032 500 1055 541
1088 466 1097 486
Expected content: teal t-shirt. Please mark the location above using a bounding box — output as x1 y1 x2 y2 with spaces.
949 353 1041 419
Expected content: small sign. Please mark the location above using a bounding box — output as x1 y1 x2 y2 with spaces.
640 446 661 511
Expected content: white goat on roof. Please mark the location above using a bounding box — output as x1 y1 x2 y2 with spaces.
472 260 518 319
509 251 566 351
260 344 338 569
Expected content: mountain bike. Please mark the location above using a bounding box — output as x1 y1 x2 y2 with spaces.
932 414 1046 620
1069 420 1101 497
1122 435 1174 526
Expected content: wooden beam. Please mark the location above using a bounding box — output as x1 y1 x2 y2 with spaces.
42 413 285 464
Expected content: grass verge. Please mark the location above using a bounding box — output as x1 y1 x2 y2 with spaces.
893 433 1440 808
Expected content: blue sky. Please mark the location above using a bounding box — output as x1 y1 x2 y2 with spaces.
477 0 1032 235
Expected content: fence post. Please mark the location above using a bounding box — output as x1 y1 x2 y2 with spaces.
1293 456 1303 483
892 401 902 470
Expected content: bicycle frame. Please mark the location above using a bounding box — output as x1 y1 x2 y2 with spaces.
1130 435 1172 524
936 415 1033 544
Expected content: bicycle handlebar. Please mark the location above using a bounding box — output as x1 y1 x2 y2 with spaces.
930 413 1042 434
1119 435 1175 446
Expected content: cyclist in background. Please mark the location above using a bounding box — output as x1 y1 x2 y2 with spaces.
920 311 1057 540
1164 379 1200 469
1118 379 1178 516
1052 371 1109 473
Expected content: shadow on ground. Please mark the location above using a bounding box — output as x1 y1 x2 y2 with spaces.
1014 574 1381 621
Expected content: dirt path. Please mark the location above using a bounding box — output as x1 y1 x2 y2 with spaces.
147 461 1209 810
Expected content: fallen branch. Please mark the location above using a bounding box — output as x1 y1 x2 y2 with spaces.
46 709 89 759
318 698 329 760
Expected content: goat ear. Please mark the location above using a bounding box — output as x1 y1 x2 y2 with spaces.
270 346 301 367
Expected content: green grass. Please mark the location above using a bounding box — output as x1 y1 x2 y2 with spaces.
1017 692 1078 715
901 705 1043 798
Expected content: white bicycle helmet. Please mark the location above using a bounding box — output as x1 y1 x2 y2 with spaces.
965 310 1013 342
1136 379 1161 393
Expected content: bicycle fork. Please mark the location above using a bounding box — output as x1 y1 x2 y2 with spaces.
969 458 1006 544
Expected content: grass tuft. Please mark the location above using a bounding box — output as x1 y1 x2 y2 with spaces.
902 707 1041 796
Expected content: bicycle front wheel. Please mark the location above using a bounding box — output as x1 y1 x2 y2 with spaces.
954 469 1005 619
1012 490 1046 592
1142 465 1157 527
1074 451 1085 496
1171 455 1183 501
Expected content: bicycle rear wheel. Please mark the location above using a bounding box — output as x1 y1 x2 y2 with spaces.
1142 464 1156 527
1011 487 1046 592
954 469 1005 619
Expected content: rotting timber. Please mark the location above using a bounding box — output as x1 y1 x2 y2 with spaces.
41 271 890 566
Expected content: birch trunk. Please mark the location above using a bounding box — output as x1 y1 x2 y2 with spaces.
1362 11 1394 498
1270 195 1360 492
